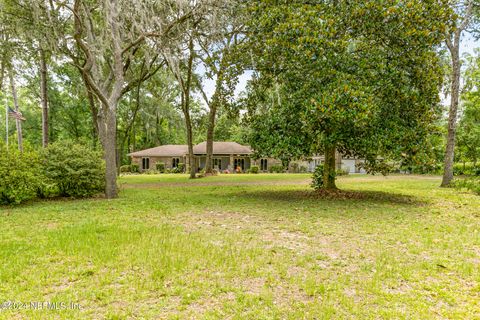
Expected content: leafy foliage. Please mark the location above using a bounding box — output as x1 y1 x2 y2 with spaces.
42 142 105 197
311 165 326 191
120 165 131 173
0 145 43 205
336 169 350 177
156 162 166 173
249 165 259 174
457 51 480 166
269 165 284 173
453 163 480 176
171 163 185 174
131 164 140 173
242 0 451 189
453 177 480 195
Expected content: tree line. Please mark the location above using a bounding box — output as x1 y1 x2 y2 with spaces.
0 0 479 197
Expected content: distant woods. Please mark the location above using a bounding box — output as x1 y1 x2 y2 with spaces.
0 0 479 196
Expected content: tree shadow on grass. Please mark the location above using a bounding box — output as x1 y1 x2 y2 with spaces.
233 189 425 206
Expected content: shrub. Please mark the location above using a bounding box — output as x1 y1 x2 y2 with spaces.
311 164 325 190
453 163 480 176
453 177 480 195
120 165 131 173
43 141 105 197
249 165 259 174
130 164 140 173
290 162 299 173
0 146 43 205
336 168 350 176
269 165 284 173
156 162 165 173
144 169 159 175
299 166 308 173
172 163 185 174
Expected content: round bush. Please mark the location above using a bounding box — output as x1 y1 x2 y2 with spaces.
0 146 43 204
130 164 140 173
156 162 165 173
42 142 105 197
249 165 259 174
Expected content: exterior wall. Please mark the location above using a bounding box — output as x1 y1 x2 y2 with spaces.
196 155 251 172
131 156 186 171
132 152 367 174
196 156 231 172
251 158 282 172
131 157 142 169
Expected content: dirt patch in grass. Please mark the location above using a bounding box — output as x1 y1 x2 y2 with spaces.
174 211 260 233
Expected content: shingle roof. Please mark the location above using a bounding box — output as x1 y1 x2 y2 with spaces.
193 141 252 155
128 142 253 158
128 145 188 157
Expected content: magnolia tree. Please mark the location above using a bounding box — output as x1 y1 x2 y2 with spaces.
243 1 452 190
36 0 203 198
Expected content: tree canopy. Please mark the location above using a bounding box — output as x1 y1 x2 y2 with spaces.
242 0 452 188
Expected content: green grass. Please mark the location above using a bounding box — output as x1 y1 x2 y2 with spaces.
1 174 479 319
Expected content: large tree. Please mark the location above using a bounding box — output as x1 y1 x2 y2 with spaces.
441 0 479 186
456 50 480 166
40 0 199 197
243 0 451 190
197 2 243 174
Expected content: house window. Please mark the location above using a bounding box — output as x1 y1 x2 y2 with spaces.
234 158 245 171
142 158 150 170
172 158 180 168
260 159 268 171
213 158 222 169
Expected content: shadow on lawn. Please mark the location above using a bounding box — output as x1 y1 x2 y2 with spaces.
233 189 424 206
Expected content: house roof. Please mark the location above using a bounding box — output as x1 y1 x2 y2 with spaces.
193 141 252 155
129 141 253 158
128 145 188 157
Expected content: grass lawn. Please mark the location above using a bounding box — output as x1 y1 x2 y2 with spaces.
1 174 479 319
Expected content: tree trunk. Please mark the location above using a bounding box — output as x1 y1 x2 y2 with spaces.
9 70 22 152
441 42 461 187
185 36 196 179
39 47 49 148
186 116 196 178
205 106 216 174
323 145 337 190
98 105 118 199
